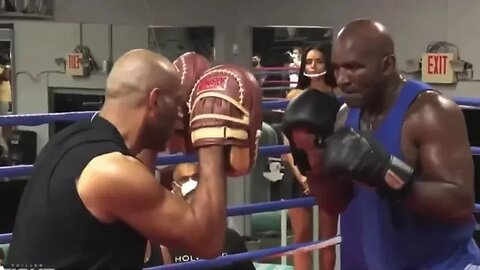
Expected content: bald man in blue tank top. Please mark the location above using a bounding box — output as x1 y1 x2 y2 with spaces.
282 19 480 270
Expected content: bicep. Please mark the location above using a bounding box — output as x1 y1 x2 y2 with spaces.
414 96 473 188
88 155 197 248
118 181 197 248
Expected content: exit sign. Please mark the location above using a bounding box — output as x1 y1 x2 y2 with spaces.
421 53 456 84
66 53 84 76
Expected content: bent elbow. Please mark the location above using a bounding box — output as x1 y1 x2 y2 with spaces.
200 241 224 259
449 204 474 221
457 194 475 219
460 205 474 219
189 226 225 259
452 186 475 218
193 236 224 259
442 190 475 221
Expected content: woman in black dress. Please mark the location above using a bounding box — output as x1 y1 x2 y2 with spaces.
279 44 338 270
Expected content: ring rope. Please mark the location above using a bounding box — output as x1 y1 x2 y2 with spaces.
227 197 315 217
145 236 342 270
1 95 480 266
1 145 479 179
0 146 288 179
2 198 480 245
0 197 315 245
0 233 10 244
0 101 285 126
2 96 480 126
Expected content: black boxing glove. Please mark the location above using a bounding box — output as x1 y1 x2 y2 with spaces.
323 127 415 199
282 89 340 175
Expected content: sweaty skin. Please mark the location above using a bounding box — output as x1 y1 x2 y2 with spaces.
76 49 227 259
322 20 474 222
306 21 474 267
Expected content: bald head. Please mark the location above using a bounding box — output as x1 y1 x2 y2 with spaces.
105 49 181 106
332 19 402 109
337 19 394 58
100 49 183 153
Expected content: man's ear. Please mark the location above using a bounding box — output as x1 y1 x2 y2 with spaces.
147 88 161 110
382 55 396 75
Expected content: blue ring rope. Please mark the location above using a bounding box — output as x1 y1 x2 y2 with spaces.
1 146 479 179
0 197 315 244
227 197 315 216
1 95 480 126
2 198 480 245
1 95 480 267
145 237 342 270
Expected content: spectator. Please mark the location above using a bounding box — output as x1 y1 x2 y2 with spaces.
286 47 303 88
145 163 256 270
253 54 267 87
0 52 11 159
279 43 339 270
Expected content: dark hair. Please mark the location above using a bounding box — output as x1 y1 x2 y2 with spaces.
296 44 337 90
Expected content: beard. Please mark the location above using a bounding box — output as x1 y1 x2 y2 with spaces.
140 118 175 152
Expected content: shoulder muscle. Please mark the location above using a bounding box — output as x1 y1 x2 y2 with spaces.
408 91 467 142
78 152 160 221
407 91 473 184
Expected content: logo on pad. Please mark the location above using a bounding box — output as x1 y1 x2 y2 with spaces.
197 75 228 92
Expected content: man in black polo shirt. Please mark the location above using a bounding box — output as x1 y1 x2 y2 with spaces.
7 49 229 269
145 163 256 270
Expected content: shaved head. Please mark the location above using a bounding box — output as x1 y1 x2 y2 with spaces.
332 19 401 110
337 19 394 59
100 49 183 153
105 49 181 106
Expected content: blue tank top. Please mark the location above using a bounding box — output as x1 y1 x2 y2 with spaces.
341 80 480 270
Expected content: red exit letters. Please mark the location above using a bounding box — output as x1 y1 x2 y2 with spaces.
427 54 448 75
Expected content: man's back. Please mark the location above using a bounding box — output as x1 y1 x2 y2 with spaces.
7 116 146 269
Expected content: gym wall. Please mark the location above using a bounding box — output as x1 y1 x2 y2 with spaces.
12 21 147 151
1 0 479 244
7 0 479 151
53 0 480 96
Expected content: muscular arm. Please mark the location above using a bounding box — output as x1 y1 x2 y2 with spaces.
78 146 226 259
404 92 474 221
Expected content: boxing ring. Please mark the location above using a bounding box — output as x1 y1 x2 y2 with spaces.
1 67 480 269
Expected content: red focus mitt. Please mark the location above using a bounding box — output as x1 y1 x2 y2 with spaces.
172 52 211 153
188 64 263 176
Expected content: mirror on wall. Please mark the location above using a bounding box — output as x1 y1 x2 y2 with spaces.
0 0 54 18
148 26 215 62
251 26 333 100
